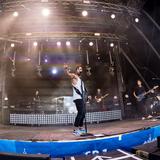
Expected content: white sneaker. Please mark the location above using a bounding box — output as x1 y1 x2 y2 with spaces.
73 129 82 136
147 115 153 119
79 128 87 134
142 117 145 120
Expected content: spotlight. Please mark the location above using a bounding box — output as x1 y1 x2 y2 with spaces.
4 97 8 101
83 0 90 4
113 96 118 99
66 41 71 46
94 33 100 36
25 33 32 36
11 43 15 48
89 42 94 46
51 68 58 75
42 8 50 17
82 10 88 17
44 58 48 63
57 41 61 47
110 43 114 47
33 41 38 47
135 18 139 23
125 94 129 98
25 57 31 62
111 14 115 19
13 11 19 17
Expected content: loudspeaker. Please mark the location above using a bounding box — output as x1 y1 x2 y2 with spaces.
157 136 160 148
0 152 51 160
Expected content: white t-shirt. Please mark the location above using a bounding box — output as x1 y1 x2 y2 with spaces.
72 77 85 101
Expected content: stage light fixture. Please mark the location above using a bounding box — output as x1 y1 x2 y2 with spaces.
4 97 8 101
42 8 50 17
66 41 71 46
24 57 31 62
26 33 32 36
113 96 118 99
135 18 139 23
13 11 19 17
57 41 61 47
44 58 48 63
33 41 38 47
51 68 58 75
83 0 90 4
125 94 129 98
110 43 114 47
111 14 115 19
11 43 15 48
89 42 94 46
94 33 100 36
82 10 88 17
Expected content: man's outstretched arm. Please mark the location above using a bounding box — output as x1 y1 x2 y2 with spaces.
64 64 77 79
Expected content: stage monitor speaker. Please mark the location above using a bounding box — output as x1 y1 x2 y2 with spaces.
157 136 160 148
0 152 51 160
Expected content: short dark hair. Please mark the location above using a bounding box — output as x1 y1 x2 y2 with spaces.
76 65 82 71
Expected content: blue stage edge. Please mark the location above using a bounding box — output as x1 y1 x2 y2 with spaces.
0 125 160 158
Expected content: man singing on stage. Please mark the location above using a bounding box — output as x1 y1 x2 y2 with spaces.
64 64 87 136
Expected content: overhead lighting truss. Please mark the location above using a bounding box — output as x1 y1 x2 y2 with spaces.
0 0 143 41
3 31 127 42
0 0 144 15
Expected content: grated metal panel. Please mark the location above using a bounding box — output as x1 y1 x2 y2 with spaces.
10 110 122 125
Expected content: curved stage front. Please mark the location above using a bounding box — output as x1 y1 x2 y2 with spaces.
0 119 160 158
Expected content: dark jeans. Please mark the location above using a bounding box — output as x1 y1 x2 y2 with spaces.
74 99 85 127
135 100 147 117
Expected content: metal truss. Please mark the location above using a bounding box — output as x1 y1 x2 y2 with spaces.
3 31 127 42
0 0 143 40
0 0 144 15
0 37 22 43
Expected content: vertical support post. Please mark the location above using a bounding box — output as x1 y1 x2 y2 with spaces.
0 41 9 124
113 41 125 118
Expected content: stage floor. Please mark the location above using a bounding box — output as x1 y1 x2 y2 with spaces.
0 118 159 141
